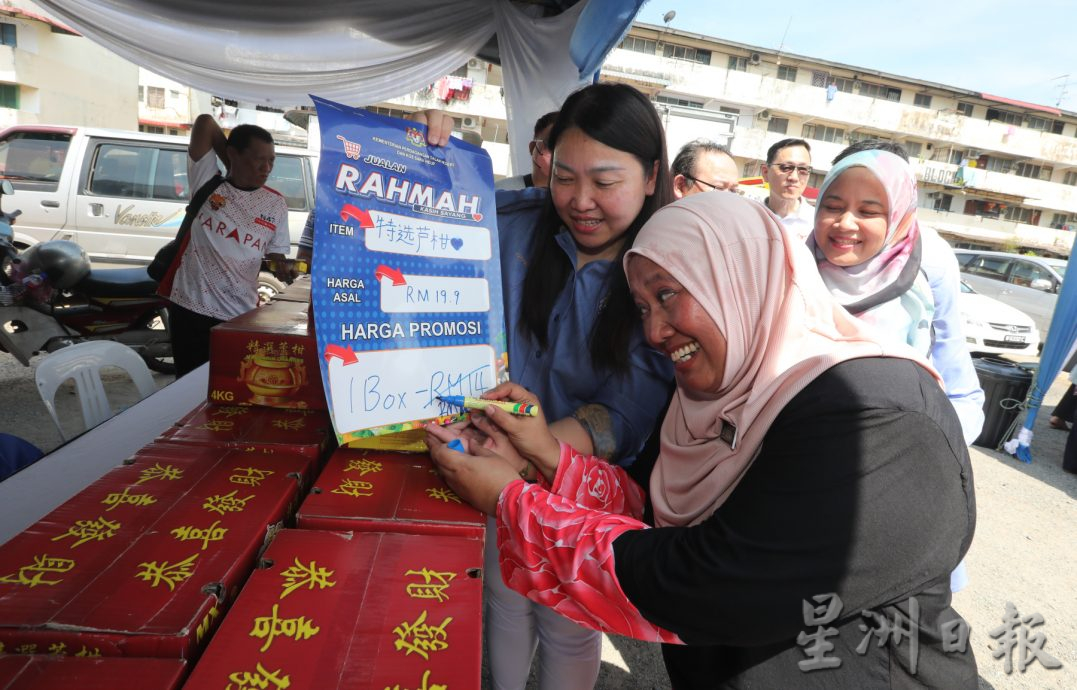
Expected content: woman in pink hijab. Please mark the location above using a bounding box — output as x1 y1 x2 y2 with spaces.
426 192 977 689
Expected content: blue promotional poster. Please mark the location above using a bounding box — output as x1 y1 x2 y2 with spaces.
310 96 507 444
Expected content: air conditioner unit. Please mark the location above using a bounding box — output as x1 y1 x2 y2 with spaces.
467 58 480 69
749 52 762 65
756 109 771 120
965 149 982 159
461 116 481 130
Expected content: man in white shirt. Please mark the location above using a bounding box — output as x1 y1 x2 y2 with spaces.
761 138 815 241
671 139 740 198
160 115 292 376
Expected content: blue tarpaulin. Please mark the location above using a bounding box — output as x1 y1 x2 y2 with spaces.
1004 233 1077 462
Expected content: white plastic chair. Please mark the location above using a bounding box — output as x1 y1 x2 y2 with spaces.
35 341 157 441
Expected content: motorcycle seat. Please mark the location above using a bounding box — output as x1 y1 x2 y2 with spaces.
76 267 159 297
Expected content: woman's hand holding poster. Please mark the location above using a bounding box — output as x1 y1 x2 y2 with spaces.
310 96 508 444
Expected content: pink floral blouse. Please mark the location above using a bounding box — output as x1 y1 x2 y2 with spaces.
495 442 683 644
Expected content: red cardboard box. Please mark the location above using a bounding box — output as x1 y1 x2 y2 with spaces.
159 403 332 471
208 299 324 410
0 444 234 620
183 529 483 689
0 656 186 690
296 450 485 537
0 448 308 658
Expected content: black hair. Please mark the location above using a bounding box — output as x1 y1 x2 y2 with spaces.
533 111 559 139
832 139 910 164
227 124 274 152
671 139 734 177
766 138 811 164
520 83 673 374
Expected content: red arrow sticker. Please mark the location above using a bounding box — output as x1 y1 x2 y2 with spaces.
324 344 358 365
340 204 373 227
374 264 406 286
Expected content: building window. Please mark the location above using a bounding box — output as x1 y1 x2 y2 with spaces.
956 102 974 117
858 81 902 102
620 36 656 55
807 172 824 189
1014 162 1051 180
776 65 797 82
985 156 1012 173
1063 171 1077 186
0 83 18 109
728 55 748 72
1004 206 1036 224
719 106 741 115
914 93 932 108
137 85 144 102
0 23 16 48
933 193 954 212
811 70 829 88
832 77 856 94
1052 120 1065 135
146 86 165 109
1026 115 1051 131
802 123 844 143
1050 213 1077 229
767 117 789 134
139 124 165 134
986 108 1022 126
663 44 711 65
905 141 923 157
656 94 704 109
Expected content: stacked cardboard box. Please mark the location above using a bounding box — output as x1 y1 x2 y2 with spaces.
207 295 323 410
0 444 308 658
0 656 187 690
297 448 485 537
184 528 483 689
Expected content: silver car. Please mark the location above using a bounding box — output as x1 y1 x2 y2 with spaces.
954 250 1067 343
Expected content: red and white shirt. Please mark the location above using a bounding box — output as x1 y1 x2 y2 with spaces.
164 151 290 320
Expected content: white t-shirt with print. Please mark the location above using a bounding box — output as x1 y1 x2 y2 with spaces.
773 197 816 243
166 151 290 320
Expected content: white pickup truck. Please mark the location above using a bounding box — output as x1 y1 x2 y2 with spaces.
0 125 318 295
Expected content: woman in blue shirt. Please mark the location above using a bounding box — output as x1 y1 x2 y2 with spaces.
456 84 675 689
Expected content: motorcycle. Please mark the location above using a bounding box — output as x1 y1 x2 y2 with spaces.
0 181 174 373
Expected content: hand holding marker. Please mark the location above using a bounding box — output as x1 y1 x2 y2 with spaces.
438 395 539 417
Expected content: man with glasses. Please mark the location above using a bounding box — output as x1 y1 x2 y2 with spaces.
671 139 740 199
496 110 558 190
761 138 815 241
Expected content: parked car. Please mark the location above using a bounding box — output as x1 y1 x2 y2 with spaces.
957 281 1040 356
0 125 318 299
953 249 1066 342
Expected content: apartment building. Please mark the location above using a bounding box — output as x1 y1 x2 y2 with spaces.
378 22 1074 258
0 1 137 129
602 23 1077 257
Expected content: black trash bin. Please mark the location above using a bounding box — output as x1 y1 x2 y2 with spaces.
972 356 1034 449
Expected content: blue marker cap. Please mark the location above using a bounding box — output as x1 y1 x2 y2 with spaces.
447 438 465 453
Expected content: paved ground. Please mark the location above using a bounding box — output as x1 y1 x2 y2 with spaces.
1 351 1073 688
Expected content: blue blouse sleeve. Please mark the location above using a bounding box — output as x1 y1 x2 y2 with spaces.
593 341 674 467
922 230 985 445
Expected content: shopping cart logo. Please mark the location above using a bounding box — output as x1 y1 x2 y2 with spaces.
337 135 362 160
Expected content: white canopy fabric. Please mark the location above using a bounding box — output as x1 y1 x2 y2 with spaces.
35 0 607 173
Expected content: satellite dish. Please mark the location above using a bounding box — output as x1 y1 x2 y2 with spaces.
663 10 676 24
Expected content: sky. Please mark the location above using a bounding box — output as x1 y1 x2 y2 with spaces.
635 1 1077 112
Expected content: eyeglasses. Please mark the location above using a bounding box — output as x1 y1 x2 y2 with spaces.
685 174 738 193
773 163 812 178
530 139 550 157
